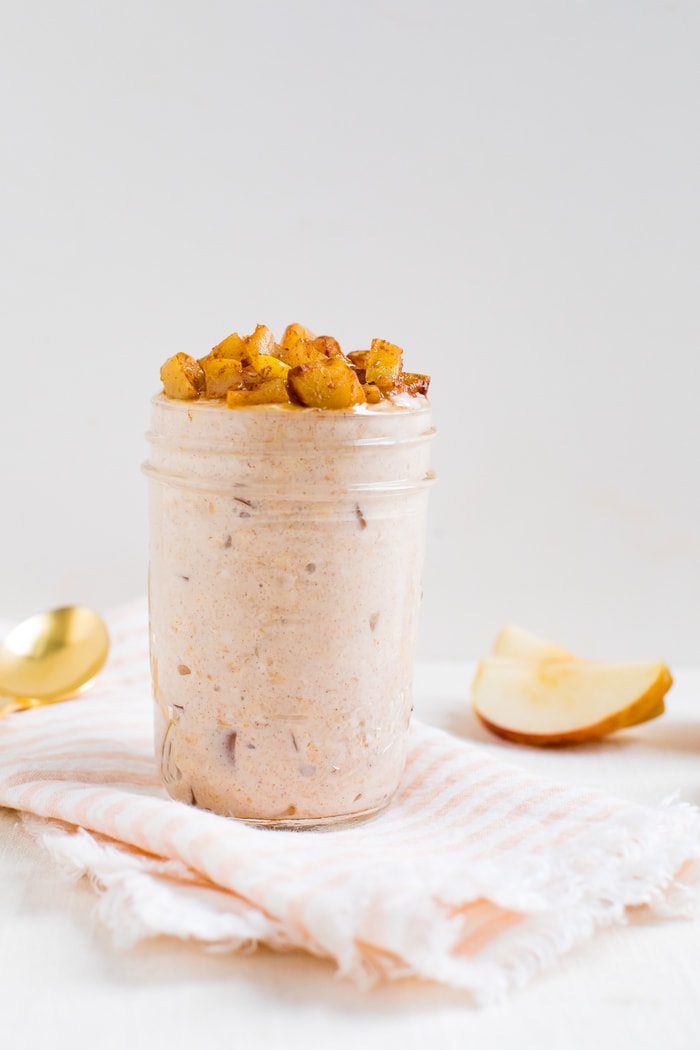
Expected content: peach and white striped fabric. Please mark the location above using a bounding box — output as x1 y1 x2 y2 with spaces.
1 601 699 1004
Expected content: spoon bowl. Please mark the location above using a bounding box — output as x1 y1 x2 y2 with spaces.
0 606 110 703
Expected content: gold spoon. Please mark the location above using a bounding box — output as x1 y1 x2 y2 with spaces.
0 606 110 718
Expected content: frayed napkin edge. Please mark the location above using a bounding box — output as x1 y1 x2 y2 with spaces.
18 795 700 1008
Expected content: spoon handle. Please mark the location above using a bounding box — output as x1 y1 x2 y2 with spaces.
0 696 23 719
0 693 80 718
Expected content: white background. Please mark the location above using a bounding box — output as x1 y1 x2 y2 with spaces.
1 0 698 663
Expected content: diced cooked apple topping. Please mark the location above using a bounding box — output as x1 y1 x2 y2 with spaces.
365 339 403 383
159 324 430 409
160 353 205 400
288 356 366 409
226 378 291 406
200 357 245 398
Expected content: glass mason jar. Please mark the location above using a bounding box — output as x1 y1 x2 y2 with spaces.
144 393 434 829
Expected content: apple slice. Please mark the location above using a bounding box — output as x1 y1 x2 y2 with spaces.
472 657 672 746
492 624 577 662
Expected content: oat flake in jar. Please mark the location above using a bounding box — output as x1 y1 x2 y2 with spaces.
143 326 435 829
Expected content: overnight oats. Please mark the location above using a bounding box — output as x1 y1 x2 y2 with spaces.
144 324 434 828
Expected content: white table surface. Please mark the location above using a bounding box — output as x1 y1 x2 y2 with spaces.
2 662 700 1050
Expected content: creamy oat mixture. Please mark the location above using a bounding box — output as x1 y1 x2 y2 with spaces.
146 394 433 824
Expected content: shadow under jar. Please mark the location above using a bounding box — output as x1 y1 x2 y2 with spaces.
143 393 434 829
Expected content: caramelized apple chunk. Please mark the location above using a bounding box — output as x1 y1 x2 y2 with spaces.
277 324 340 367
362 383 382 404
243 324 276 360
400 372 431 396
160 353 206 400
200 356 245 397
288 356 366 409
251 354 291 381
280 323 316 352
376 372 431 397
226 377 291 406
311 335 343 358
208 332 246 360
365 339 403 383
282 342 328 368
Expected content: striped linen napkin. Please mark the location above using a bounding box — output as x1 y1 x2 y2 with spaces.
1 600 699 1005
